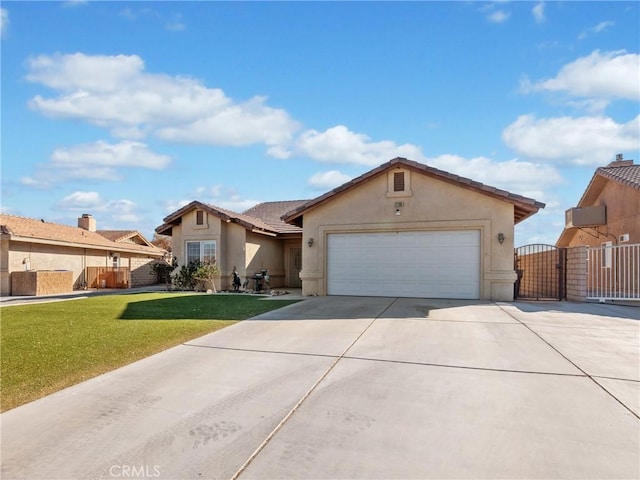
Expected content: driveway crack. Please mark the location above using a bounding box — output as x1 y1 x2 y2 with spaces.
230 297 397 479
496 303 640 420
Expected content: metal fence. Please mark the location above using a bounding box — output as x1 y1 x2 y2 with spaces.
514 244 566 300
587 243 640 301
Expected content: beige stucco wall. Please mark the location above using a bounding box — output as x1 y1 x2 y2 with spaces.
565 182 640 247
170 209 302 291
0 239 161 295
246 232 286 288
299 168 517 301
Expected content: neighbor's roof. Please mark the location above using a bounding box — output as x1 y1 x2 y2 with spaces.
97 230 156 248
282 157 545 226
0 214 165 256
572 160 639 208
556 160 639 247
155 200 304 237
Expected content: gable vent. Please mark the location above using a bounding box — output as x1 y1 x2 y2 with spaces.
393 172 405 192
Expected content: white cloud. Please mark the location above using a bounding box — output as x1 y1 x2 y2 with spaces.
156 96 298 147
57 191 103 209
192 186 260 213
578 21 614 40
488 10 510 24
1 8 8 39
51 140 171 170
26 53 299 151
57 193 141 223
522 50 639 106
295 125 425 166
532 2 545 23
22 140 171 186
308 170 352 190
426 154 562 201
502 114 640 165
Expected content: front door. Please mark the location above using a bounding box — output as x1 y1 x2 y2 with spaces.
288 247 302 288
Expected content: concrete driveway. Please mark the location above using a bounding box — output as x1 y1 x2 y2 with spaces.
1 297 638 479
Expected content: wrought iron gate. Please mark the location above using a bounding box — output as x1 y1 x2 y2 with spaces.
514 244 566 300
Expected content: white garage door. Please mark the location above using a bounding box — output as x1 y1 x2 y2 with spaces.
327 230 480 299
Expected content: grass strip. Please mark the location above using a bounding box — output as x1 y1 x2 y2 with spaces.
0 292 298 412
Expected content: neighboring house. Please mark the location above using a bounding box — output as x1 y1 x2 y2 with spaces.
557 155 640 248
159 157 544 301
0 213 166 296
155 200 305 291
282 157 544 301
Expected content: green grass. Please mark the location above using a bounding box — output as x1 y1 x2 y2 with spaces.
0 292 298 412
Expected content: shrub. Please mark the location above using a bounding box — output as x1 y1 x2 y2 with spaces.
172 261 220 291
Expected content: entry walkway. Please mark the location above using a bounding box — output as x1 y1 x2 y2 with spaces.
1 297 638 479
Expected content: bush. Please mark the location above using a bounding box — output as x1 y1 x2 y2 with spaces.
150 259 177 284
172 261 220 291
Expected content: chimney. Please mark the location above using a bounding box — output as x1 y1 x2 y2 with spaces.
607 153 634 167
78 214 96 232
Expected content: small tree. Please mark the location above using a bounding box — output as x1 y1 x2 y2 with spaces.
193 262 220 293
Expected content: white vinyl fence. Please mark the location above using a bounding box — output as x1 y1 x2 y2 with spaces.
587 243 640 301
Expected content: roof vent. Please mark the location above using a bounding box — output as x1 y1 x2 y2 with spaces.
616 153 623 161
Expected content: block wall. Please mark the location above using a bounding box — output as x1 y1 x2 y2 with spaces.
566 246 587 302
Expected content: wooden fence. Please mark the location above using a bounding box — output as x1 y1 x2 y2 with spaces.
86 267 130 289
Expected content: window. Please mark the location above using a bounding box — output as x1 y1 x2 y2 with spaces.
393 172 405 192
196 210 205 225
186 240 216 264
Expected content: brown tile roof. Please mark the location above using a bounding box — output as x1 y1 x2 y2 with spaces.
556 160 638 247
97 230 155 247
155 200 304 237
0 214 164 256
596 164 640 189
282 157 545 225
243 201 307 234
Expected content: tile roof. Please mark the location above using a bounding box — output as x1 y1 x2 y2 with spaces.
156 200 304 236
282 157 545 225
596 164 640 189
0 214 164 256
243 201 307 234
97 230 155 247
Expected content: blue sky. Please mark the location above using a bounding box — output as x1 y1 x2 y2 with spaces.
1 1 638 245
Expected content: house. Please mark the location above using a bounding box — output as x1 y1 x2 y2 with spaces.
282 157 544 301
557 155 640 248
155 200 305 291
159 158 544 300
0 213 166 296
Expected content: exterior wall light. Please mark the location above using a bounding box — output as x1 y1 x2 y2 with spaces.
307 238 314 247
497 233 505 244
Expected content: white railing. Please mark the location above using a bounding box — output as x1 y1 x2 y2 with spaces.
587 243 640 301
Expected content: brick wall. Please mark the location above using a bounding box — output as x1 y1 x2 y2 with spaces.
12 270 74 296
130 257 159 287
566 246 587 302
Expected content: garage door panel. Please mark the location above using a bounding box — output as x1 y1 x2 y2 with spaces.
327 231 480 299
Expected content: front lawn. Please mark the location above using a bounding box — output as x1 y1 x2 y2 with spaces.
0 292 298 412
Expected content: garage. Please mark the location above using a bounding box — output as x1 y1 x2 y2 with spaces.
327 230 481 299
